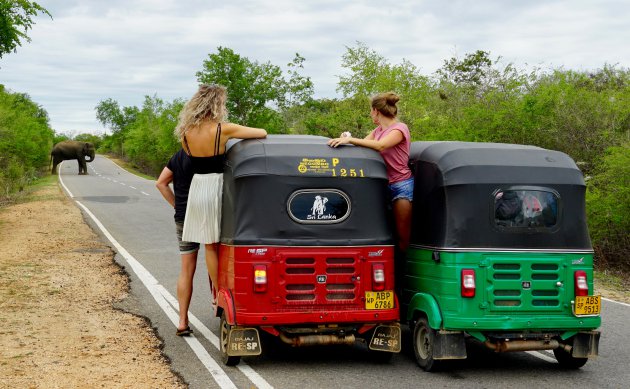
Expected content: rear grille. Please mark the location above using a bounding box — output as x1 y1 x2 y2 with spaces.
282 255 358 304
489 260 562 311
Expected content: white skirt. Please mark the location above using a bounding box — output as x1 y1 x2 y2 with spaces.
182 173 223 244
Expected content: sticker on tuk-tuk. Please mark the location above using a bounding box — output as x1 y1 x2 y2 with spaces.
287 189 351 224
296 157 366 177
573 295 601 316
365 290 394 310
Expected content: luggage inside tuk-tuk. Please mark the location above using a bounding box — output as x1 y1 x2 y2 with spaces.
403 141 601 371
216 135 400 365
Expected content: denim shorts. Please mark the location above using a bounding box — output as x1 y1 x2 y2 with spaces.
175 220 200 254
389 177 414 202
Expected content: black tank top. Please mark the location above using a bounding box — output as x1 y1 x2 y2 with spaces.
183 123 226 174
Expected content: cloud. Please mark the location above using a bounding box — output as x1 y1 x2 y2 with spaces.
1 0 628 133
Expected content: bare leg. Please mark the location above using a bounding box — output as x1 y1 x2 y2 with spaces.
204 243 220 300
393 199 413 252
177 251 198 331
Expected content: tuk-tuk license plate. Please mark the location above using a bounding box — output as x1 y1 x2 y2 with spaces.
365 291 394 310
574 295 601 316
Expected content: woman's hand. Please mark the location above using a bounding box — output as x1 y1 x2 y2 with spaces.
327 136 352 148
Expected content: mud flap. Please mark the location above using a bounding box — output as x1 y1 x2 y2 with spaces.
571 331 600 358
369 324 401 353
227 328 262 357
434 330 467 360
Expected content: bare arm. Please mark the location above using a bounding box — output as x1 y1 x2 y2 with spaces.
156 167 175 208
222 123 267 139
328 130 403 152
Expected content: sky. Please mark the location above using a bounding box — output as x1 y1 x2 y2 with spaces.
1 0 629 135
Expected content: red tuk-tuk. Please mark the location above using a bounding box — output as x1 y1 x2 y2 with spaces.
215 135 400 365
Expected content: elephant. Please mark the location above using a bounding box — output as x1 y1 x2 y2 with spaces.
51 140 96 175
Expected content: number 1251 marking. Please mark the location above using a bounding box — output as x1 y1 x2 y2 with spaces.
332 168 364 177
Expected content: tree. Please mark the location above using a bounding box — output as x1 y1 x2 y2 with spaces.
196 47 313 132
0 0 51 59
95 98 140 156
0 85 53 194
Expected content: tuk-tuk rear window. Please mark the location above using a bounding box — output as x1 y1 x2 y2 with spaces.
494 189 558 229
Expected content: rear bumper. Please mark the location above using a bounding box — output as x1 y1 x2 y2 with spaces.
443 314 601 331
235 308 399 326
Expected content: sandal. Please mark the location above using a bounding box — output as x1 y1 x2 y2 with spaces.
176 326 193 336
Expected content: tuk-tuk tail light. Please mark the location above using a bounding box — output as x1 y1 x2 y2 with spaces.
574 270 588 296
254 265 267 292
372 263 385 291
461 269 476 298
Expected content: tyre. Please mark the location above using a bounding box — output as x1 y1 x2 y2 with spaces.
220 312 241 366
413 316 441 371
553 347 588 369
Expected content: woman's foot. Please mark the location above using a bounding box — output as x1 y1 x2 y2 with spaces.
176 326 193 336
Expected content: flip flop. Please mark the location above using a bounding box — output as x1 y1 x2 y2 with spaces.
176 326 193 336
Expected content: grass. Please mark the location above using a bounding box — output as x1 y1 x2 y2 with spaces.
594 269 630 292
102 154 156 180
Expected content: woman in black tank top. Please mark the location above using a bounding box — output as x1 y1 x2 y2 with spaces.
169 84 266 332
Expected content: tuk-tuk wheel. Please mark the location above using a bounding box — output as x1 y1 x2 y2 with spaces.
413 316 440 371
553 348 588 369
220 313 241 366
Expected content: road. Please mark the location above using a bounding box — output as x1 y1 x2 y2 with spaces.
58 156 630 389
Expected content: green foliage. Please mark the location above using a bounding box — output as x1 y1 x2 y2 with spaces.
0 84 53 195
586 143 630 271
91 44 628 270
0 0 51 59
196 47 313 132
73 132 103 150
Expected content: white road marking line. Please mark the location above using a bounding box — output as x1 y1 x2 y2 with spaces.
72 200 239 389
120 182 126 186
603 297 630 307
141 191 150 196
156 285 274 389
58 162 74 198
107 156 154 181
59 170 273 389
525 350 557 364
129 186 137 190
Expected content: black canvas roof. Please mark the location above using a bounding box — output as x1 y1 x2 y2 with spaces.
221 135 393 246
226 135 388 180
409 141 591 250
409 141 584 186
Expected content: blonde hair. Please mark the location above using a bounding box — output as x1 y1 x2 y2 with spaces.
174 84 228 140
371 92 400 118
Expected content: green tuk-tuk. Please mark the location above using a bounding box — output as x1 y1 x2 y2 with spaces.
402 141 601 371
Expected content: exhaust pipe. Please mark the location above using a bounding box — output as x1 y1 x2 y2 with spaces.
279 333 355 347
484 339 564 352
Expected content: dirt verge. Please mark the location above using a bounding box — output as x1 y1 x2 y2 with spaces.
0 180 185 388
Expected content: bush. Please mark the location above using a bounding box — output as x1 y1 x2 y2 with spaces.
586 143 630 271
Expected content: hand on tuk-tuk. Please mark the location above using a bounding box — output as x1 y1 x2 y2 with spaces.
328 134 353 148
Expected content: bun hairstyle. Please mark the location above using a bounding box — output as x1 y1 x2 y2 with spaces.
174 84 228 141
371 92 400 118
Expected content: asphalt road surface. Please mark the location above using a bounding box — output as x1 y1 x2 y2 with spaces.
58 156 630 389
